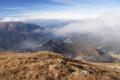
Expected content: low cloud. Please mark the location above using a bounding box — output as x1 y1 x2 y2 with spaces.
55 12 120 36
52 12 120 52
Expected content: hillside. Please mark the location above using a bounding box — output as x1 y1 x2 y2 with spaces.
0 22 55 50
0 51 120 80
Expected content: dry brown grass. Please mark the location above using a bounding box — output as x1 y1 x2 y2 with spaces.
0 51 120 80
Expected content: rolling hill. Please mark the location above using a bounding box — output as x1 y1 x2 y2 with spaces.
0 51 119 80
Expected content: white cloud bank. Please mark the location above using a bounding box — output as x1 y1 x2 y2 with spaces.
52 12 120 52
0 17 27 22
23 10 100 20
55 11 120 36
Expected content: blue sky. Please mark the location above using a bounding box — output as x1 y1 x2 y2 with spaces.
1 0 120 19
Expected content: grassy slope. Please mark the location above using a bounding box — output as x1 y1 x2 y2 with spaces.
0 51 120 80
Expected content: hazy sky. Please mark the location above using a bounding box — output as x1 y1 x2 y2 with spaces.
1 0 120 19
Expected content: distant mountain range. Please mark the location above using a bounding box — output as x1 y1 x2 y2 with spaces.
0 21 70 51
0 17 119 62
0 21 65 50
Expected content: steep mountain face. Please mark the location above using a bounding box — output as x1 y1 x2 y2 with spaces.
39 40 76 58
0 22 74 54
35 39 115 62
0 22 55 50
